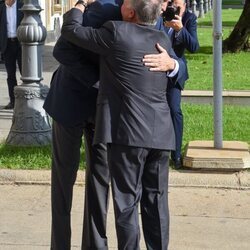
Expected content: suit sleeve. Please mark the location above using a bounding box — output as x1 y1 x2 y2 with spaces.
83 1 121 28
168 47 188 86
176 14 199 53
53 36 99 66
61 8 114 56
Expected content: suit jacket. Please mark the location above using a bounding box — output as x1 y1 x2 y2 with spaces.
163 10 199 89
61 9 187 150
43 0 122 127
0 0 23 54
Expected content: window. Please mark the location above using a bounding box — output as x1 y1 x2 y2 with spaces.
53 0 62 13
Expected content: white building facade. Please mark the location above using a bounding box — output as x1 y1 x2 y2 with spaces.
38 0 75 41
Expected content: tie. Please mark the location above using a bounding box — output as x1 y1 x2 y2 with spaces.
168 27 175 44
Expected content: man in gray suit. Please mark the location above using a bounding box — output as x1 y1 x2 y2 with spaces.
61 0 186 248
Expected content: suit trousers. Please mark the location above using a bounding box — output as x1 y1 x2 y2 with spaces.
167 82 183 161
51 120 110 250
3 39 22 103
107 144 170 250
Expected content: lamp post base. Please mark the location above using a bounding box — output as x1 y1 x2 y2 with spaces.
6 84 51 146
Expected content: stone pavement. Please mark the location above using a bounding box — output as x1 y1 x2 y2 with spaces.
1 182 250 249
1 168 250 250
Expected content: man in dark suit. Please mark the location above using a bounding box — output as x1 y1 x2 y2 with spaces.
163 0 200 168
61 0 186 248
144 0 199 168
0 0 23 109
43 1 123 249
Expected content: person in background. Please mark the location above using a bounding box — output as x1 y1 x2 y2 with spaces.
0 52 4 63
164 0 199 168
0 0 23 109
43 1 123 249
61 0 186 248
144 0 199 169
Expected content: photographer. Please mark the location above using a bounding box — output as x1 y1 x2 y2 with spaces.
144 0 199 169
165 0 199 169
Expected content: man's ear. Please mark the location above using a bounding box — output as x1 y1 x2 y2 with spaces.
128 8 136 20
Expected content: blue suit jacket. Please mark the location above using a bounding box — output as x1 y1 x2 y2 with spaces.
0 0 23 54
43 0 123 126
167 11 199 58
158 10 199 89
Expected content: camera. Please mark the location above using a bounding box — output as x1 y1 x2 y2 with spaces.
162 0 180 22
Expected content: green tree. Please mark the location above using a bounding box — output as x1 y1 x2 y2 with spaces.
223 0 250 52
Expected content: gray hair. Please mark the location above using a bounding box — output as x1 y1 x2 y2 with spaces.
131 0 163 25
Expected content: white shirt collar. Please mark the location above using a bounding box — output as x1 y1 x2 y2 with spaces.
6 0 17 38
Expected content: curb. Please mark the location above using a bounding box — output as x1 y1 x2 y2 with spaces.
169 170 250 189
1 169 250 189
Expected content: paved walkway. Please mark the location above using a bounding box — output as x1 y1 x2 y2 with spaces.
1 183 250 249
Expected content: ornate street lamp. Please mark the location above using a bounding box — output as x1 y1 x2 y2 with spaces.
6 0 51 146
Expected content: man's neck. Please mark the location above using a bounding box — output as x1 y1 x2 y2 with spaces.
6 0 16 7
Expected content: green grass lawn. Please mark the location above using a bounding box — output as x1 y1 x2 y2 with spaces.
186 9 250 90
197 9 243 27
0 143 86 169
222 0 244 6
183 104 250 148
0 104 249 169
0 145 51 169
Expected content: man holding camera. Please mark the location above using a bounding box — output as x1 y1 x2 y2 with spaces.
164 0 199 169
145 0 199 169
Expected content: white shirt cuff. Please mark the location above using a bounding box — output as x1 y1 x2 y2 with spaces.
167 59 179 77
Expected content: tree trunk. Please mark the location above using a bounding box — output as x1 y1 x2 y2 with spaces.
223 0 250 52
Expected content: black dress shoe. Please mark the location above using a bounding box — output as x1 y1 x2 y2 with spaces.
173 158 182 170
4 102 14 110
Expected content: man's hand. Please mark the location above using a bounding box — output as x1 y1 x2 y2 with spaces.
74 0 95 12
143 43 175 72
164 15 183 32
